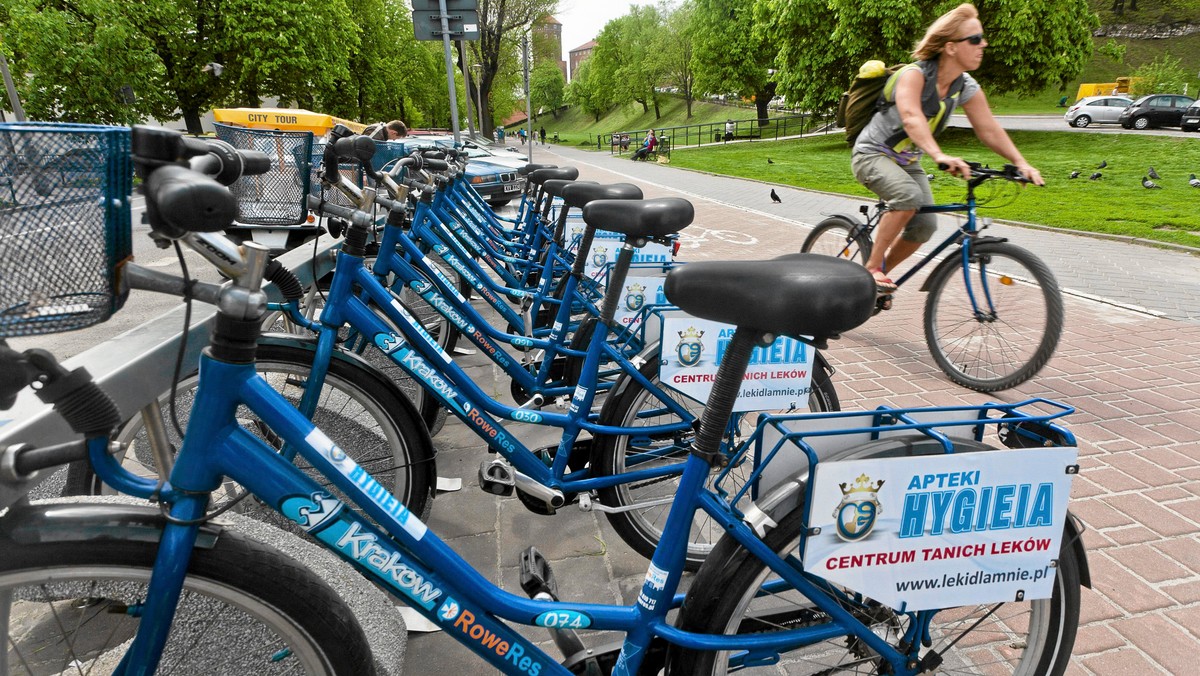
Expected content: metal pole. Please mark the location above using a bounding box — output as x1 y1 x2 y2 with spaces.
438 0 461 144
523 33 533 162
0 50 26 121
473 64 484 135
456 42 475 140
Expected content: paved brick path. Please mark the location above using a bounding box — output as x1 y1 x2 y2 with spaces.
404 143 1200 674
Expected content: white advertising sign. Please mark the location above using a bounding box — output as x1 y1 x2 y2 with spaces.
659 317 816 412
581 229 671 280
613 276 668 330
802 446 1077 612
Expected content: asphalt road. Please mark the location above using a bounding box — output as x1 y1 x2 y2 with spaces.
956 114 1195 137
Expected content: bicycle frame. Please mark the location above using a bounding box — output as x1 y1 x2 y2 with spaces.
89 348 922 676
287 244 697 496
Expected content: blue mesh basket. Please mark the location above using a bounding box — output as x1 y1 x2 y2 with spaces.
0 123 132 338
213 123 313 226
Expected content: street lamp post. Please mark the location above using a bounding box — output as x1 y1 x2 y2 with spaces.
470 64 484 136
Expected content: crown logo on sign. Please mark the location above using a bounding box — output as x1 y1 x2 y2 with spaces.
679 326 703 340
839 473 884 496
627 283 645 294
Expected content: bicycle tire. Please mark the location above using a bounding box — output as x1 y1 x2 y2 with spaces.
72 342 434 520
591 355 839 569
670 436 1082 675
800 215 873 265
0 527 374 675
923 242 1064 392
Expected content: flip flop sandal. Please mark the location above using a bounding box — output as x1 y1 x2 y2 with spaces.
869 269 898 294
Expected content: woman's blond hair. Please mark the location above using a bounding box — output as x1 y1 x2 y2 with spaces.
912 3 980 61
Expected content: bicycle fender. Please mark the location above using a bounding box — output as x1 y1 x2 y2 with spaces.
916 236 1009 292
256 334 438 492
0 500 223 549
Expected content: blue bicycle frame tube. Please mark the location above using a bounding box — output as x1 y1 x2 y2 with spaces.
314 251 695 492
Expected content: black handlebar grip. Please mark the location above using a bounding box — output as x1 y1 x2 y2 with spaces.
424 158 449 171
145 165 238 236
240 150 271 176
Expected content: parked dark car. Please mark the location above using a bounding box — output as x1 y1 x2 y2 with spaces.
1181 102 1200 132
1118 94 1197 129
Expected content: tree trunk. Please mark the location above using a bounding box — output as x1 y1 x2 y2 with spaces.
182 107 204 135
653 95 661 119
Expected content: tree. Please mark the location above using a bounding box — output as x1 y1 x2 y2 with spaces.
0 0 360 133
467 0 557 136
0 0 173 125
316 1 442 126
691 0 778 124
756 0 1099 114
565 59 612 122
656 1 697 117
589 6 668 117
530 60 566 118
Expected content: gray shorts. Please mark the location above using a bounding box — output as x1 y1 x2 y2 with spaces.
851 152 937 243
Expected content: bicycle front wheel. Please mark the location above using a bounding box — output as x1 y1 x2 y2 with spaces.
73 343 434 519
801 215 873 265
592 355 840 569
923 242 1064 392
669 504 1082 675
0 529 374 675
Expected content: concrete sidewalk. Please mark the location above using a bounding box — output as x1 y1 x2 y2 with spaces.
404 143 1200 674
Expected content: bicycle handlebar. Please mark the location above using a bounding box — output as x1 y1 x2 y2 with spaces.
936 161 1031 184
144 165 239 236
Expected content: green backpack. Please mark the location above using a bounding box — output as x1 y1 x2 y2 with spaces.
836 61 908 145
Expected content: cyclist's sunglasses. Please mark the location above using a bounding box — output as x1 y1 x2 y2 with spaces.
955 33 985 45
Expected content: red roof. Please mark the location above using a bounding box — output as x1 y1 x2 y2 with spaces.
569 40 597 53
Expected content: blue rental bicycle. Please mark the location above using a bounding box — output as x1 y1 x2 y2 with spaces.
801 163 1064 393
2 123 1087 675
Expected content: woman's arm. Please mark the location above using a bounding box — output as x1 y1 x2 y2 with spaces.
961 91 1044 185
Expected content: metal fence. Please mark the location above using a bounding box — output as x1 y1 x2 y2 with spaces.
601 111 838 160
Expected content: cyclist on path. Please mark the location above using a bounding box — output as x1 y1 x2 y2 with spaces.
851 3 1043 296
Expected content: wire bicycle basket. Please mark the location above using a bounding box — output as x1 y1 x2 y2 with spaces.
309 140 364 209
214 123 313 226
0 123 132 338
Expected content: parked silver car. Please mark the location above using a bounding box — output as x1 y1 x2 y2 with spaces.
1063 95 1133 128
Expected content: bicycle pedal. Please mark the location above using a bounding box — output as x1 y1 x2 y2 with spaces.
518 546 560 599
478 459 515 496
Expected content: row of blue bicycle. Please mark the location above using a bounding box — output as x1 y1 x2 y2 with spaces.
0 121 1087 675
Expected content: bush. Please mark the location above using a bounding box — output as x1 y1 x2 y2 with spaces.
1129 55 1190 96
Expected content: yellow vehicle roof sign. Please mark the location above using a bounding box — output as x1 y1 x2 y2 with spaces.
212 108 367 135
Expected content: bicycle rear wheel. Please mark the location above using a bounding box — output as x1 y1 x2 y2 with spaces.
592 354 840 569
923 242 1063 392
669 508 1082 675
0 528 374 675
800 216 872 265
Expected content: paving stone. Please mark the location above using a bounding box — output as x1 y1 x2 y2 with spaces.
1107 544 1192 583
1110 614 1200 674
1164 604 1200 641
1080 648 1164 674
1088 554 1174 614
1102 494 1196 537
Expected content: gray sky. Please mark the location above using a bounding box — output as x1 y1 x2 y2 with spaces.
554 0 639 61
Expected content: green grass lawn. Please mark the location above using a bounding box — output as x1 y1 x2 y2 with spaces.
664 128 1200 247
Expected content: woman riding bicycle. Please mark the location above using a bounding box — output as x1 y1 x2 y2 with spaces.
851 3 1044 298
